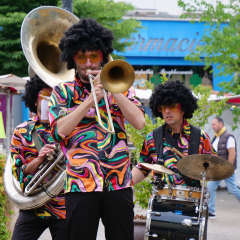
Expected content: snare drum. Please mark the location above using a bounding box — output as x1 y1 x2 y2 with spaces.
157 185 201 203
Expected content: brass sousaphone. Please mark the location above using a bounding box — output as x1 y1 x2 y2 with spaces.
3 6 79 210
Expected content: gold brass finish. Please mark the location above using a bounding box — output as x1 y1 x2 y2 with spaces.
100 57 135 93
88 54 135 134
21 6 79 87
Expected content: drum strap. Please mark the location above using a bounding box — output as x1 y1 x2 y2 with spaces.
27 121 42 153
153 124 201 187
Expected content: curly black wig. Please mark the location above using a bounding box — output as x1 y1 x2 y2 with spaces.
59 18 114 70
22 75 49 114
149 80 198 119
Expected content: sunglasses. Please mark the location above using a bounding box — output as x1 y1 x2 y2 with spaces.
74 51 103 64
158 103 181 112
38 90 51 101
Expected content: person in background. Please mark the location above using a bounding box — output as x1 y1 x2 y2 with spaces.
207 116 240 218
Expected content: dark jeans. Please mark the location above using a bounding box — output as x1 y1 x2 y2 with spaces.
65 188 134 240
12 210 67 240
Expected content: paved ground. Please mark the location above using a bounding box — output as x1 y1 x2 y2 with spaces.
38 188 240 240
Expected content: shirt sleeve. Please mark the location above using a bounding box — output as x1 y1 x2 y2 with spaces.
11 128 36 192
48 83 70 142
126 86 145 114
199 130 217 156
227 136 235 149
135 132 157 177
109 86 144 114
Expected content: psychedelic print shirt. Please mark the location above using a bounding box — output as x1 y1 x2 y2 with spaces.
49 76 144 193
136 119 217 186
11 115 66 219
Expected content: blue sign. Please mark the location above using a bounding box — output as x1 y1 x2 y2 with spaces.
115 20 233 91
119 20 207 58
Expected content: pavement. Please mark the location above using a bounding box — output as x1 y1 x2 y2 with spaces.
37 188 240 240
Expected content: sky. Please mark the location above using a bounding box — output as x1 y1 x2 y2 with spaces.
113 0 231 15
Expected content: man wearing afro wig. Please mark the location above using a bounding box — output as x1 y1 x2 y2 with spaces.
132 80 217 240
48 18 145 240
11 76 67 240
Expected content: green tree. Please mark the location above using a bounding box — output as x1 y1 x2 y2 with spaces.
178 0 240 128
70 0 142 58
0 0 58 76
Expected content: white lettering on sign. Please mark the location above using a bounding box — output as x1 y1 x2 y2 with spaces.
160 69 193 76
125 32 204 53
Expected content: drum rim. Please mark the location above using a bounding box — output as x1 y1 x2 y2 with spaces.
156 194 200 202
160 185 202 192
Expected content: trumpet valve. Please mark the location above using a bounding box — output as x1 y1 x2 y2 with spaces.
46 152 58 161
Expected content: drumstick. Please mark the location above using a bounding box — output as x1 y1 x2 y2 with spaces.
172 147 185 158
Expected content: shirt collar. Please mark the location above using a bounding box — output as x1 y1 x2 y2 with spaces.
164 119 191 141
214 126 226 138
74 73 89 101
30 115 50 131
27 115 39 134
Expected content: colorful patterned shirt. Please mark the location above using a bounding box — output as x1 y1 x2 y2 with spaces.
48 76 144 193
136 119 217 186
11 115 66 219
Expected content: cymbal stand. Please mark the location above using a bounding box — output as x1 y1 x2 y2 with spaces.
182 172 207 228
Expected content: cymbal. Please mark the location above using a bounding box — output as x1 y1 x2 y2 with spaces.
140 163 176 175
177 154 235 181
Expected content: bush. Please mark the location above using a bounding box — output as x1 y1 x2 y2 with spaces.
0 154 12 240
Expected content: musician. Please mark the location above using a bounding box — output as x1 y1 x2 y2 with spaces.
132 80 216 240
48 18 145 240
11 76 67 240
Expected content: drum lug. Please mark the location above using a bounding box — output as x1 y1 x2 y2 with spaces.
191 216 198 221
145 232 158 238
152 211 161 216
195 205 199 213
182 219 192 227
157 195 162 202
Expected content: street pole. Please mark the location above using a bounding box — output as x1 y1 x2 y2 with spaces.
6 89 11 155
62 0 73 13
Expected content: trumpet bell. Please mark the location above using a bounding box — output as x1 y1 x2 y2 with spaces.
100 60 135 93
21 6 79 87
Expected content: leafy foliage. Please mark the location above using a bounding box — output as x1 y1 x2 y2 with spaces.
0 0 59 76
0 154 12 240
127 77 226 209
178 0 240 128
134 176 153 210
189 84 227 127
70 0 142 59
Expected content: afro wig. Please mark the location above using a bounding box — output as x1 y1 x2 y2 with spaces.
149 80 198 119
22 75 49 114
59 18 114 70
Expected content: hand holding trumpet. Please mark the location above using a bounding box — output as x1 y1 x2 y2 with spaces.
86 69 104 104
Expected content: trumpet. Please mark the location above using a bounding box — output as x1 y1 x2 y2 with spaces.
88 55 135 135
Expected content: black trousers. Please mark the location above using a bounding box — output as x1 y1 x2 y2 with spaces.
12 210 67 240
65 188 134 240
